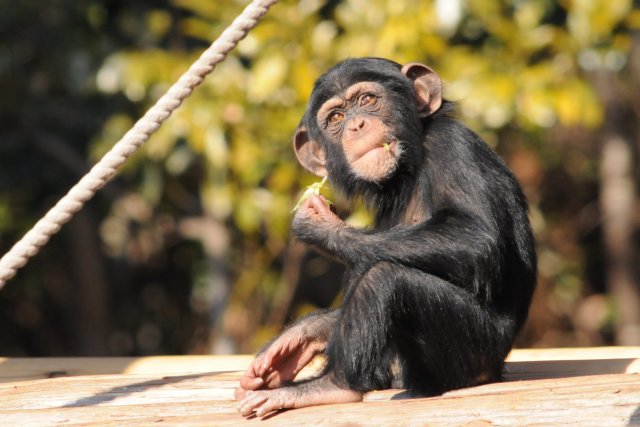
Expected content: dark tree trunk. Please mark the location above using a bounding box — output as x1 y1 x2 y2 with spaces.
67 210 110 355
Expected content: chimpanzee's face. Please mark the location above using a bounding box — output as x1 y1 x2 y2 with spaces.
293 58 443 188
315 81 401 182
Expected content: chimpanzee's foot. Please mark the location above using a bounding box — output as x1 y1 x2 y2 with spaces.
236 375 362 417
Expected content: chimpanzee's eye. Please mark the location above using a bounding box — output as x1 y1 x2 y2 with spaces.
328 111 345 125
359 94 376 107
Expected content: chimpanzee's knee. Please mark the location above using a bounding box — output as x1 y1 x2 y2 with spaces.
325 262 401 391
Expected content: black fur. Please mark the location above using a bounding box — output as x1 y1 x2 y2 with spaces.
293 58 537 395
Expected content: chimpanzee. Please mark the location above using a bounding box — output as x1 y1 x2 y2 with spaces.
236 57 537 417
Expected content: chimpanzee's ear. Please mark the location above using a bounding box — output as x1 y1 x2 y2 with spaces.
293 127 328 177
401 63 443 117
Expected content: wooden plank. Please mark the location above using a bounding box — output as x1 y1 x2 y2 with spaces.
0 355 253 382
0 369 638 425
504 346 640 381
2 347 639 382
506 346 640 361
0 348 639 426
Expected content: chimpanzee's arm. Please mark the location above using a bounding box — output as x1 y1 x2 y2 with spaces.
292 195 498 285
337 210 494 266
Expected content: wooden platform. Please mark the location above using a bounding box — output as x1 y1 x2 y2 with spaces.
1 347 639 426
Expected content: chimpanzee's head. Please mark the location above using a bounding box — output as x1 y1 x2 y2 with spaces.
294 58 443 196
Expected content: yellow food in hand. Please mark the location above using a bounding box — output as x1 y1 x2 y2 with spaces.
292 176 331 213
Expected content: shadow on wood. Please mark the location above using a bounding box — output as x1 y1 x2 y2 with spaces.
62 374 206 408
0 355 253 382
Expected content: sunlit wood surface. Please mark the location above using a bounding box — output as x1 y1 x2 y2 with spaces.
1 347 639 426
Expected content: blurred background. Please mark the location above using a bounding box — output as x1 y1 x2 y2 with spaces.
0 0 638 356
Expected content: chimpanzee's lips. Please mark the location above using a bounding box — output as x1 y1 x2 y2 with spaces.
352 139 397 163
350 139 399 182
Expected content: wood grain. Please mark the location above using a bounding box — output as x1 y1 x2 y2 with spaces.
1 348 639 426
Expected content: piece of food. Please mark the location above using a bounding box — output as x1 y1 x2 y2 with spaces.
292 176 330 213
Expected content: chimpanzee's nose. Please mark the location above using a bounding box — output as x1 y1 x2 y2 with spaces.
348 117 368 133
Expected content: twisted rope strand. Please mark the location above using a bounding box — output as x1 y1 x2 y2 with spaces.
0 0 279 288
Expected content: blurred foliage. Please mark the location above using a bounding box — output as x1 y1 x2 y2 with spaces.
0 0 639 356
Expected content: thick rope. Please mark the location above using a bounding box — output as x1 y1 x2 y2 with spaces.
0 0 279 288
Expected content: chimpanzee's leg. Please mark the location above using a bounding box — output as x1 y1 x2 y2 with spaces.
327 262 514 395
238 262 513 417
323 264 399 391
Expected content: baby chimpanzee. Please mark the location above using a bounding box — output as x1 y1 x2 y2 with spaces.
236 58 536 417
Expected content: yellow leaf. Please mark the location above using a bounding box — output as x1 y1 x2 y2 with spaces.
247 54 289 103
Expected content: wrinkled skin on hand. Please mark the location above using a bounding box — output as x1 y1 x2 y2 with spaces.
234 287 351 417
234 323 327 401
237 376 362 418
291 195 345 245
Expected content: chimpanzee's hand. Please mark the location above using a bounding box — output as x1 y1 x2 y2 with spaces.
292 194 344 244
234 326 325 400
